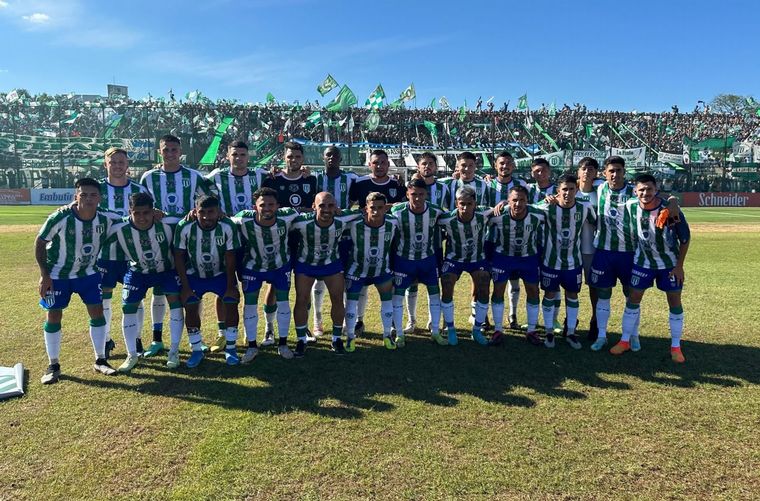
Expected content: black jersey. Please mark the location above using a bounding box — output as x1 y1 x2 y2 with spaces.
349 175 404 208
263 172 317 209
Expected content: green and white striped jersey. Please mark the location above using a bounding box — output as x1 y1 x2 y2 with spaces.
487 177 528 207
541 202 596 270
108 217 180 274
232 208 301 272
206 167 267 215
38 207 120 279
290 211 363 266
390 202 446 260
174 218 240 278
140 165 211 217
315 170 357 209
593 182 636 252
626 198 690 270
527 183 556 204
576 179 604 255
438 207 493 263
425 180 450 208
345 217 398 278
487 205 546 257
98 179 146 217
445 176 491 209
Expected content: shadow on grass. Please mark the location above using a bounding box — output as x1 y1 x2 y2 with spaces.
65 330 760 419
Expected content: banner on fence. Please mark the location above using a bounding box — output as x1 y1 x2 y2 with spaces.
0 133 155 166
0 188 30 205
657 151 684 164
679 192 760 207
31 188 75 205
515 150 567 168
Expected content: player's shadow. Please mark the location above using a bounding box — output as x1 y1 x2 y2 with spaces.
65 329 760 420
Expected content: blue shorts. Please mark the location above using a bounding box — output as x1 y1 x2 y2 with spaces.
630 264 683 292
122 270 180 305
187 274 235 303
540 265 583 293
294 260 343 279
39 273 102 310
345 272 393 294
590 249 634 289
239 265 291 293
490 252 540 284
441 259 489 279
393 255 439 290
97 259 127 289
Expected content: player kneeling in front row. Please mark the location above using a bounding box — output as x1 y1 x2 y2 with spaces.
36 178 121 383
438 185 493 346
540 174 596 350
487 185 545 346
108 192 185 371
610 174 690 362
344 192 398 350
175 195 241 367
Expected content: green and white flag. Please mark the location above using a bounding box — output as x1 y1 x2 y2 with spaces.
388 98 404 109
458 106 466 122
266 92 276 104
517 93 528 111
364 110 380 131
186 90 202 102
399 83 416 102
62 112 80 125
429 97 437 109
549 101 557 116
364 84 385 109
326 85 357 112
305 111 322 128
439 96 450 110
317 74 339 96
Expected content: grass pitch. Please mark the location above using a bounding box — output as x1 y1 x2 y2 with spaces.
0 206 758 499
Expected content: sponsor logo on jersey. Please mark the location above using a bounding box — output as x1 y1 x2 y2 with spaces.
289 194 302 206
81 243 95 255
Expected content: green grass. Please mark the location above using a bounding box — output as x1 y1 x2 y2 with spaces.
0 206 758 499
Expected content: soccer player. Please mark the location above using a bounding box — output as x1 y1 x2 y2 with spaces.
205 140 268 353
261 141 317 344
35 178 119 384
403 152 449 335
539 174 596 350
97 147 148 358
232 188 302 361
140 134 212 357
390 178 446 347
344 192 398 350
349 149 404 336
487 151 528 331
107 192 184 371
610 174 690 363
290 192 362 356
174 195 241 367
438 185 493 346
311 146 357 338
487 185 545 346
574 157 604 339
445 151 490 209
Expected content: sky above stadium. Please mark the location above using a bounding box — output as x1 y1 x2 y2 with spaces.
0 0 757 112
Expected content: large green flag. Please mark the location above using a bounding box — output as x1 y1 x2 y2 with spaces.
200 116 234 165
266 92 275 104
399 84 416 102
388 99 404 109
326 85 357 111
103 114 123 139
429 97 437 109
585 124 594 138
365 84 385 109
423 121 437 138
517 94 528 111
317 74 339 96
365 110 380 131
534 121 560 151
254 150 278 167
458 106 466 122
305 111 321 128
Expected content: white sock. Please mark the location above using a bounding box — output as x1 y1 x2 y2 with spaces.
427 293 441 334
475 301 488 327
405 288 418 324
392 295 405 333
357 286 369 319
565 299 579 335
188 328 203 352
491 300 505 332
596 297 611 339
44 329 62 363
526 300 539 332
470 300 477 318
169 305 184 351
508 279 520 318
669 309 684 348
152 294 167 327
345 299 358 337
542 298 555 334
90 323 106 359
312 280 326 326
122 312 139 356
276 300 291 340
243 304 259 342
103 297 112 342
225 327 238 348
442 301 455 327
136 300 145 340
621 305 640 343
380 300 394 337
265 305 276 333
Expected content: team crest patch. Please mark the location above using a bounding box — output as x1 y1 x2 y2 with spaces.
303 185 311 194
289 194 302 206
389 188 397 198
95 224 104 234
216 236 225 245
156 232 165 243
182 179 191 188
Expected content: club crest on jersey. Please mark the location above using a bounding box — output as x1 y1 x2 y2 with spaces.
340 182 346 191
95 224 105 234
216 236 225 246
277 227 286 236
384 233 391 242
156 232 166 243
182 179 191 188
574 212 582 221
303 185 311 194
389 188 397 198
